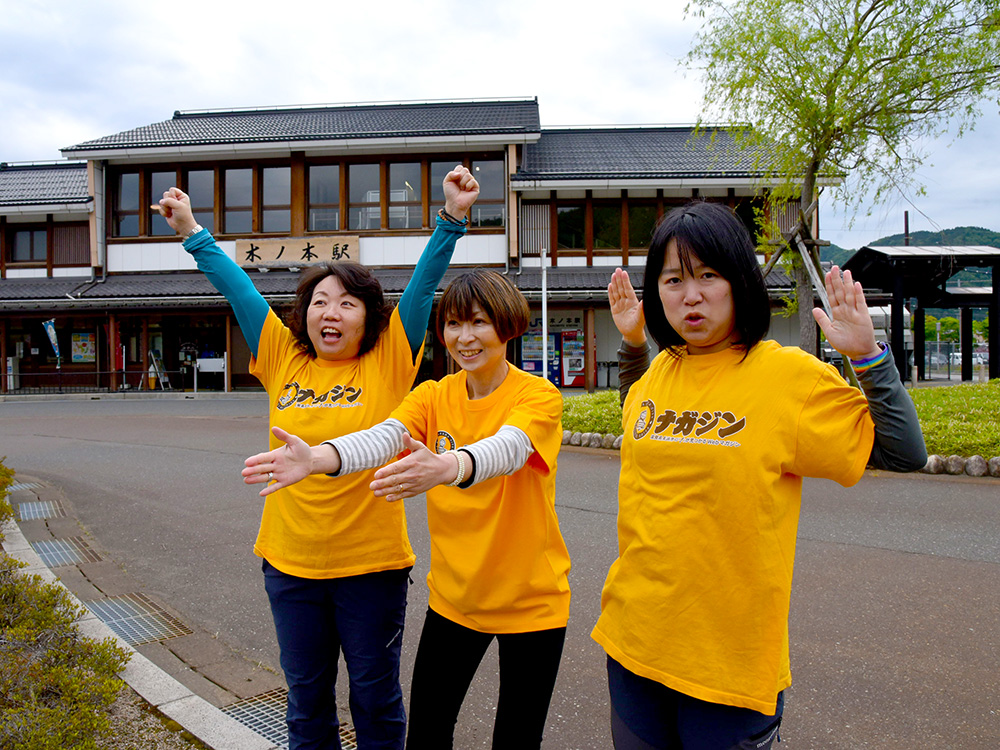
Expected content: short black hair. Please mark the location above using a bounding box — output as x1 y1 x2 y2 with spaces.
289 262 392 358
643 201 770 356
436 270 530 344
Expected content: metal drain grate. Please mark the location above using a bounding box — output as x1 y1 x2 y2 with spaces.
31 537 102 567
17 500 65 521
8 482 44 492
85 593 192 645
222 689 358 749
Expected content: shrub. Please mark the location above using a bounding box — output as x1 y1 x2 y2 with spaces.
0 459 132 750
562 389 624 435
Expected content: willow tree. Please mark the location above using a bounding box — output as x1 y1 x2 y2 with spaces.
686 0 1000 353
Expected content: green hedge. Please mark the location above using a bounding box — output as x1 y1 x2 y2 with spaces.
0 459 132 750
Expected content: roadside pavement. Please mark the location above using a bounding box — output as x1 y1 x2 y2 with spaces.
1 476 314 750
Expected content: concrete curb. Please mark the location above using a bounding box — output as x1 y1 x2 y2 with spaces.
0 510 278 750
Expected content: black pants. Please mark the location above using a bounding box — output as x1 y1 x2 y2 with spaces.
405 608 566 750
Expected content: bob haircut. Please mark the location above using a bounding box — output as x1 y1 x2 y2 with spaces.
436 269 531 344
289 262 393 358
643 201 771 357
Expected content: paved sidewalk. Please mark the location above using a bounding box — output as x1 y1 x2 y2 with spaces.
1 475 342 750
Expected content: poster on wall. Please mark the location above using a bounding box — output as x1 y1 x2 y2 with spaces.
71 332 97 363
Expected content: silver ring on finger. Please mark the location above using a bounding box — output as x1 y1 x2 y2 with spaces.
268 472 274 481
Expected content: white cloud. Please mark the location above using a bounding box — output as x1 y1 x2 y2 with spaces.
2 0 997 246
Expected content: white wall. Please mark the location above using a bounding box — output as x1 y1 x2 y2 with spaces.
107 240 212 272
107 234 506 272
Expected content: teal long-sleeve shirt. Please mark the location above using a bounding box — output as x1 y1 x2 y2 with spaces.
181 217 467 359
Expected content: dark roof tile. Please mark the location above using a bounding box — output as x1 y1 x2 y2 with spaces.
513 127 769 181
63 99 541 153
0 162 90 206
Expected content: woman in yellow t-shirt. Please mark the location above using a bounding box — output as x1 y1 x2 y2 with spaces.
153 167 479 750
243 270 569 750
593 201 926 749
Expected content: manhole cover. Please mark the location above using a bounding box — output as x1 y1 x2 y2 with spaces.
84 593 192 645
31 536 101 567
223 689 359 749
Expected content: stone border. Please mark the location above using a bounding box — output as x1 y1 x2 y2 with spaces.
562 430 1000 479
921 454 1000 477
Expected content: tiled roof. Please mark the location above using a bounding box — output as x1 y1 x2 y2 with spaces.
1 265 791 310
62 99 541 154
512 127 769 182
0 276 87 300
0 162 90 206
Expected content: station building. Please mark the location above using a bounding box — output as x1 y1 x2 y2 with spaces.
1 97 801 394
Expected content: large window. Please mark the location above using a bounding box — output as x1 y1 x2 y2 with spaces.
108 154 507 239
186 170 215 233
348 164 381 230
557 205 585 250
593 205 621 251
628 205 658 250
309 164 340 231
113 173 140 237
224 168 253 233
470 160 505 227
388 162 421 229
262 167 291 233
149 171 177 236
10 229 46 262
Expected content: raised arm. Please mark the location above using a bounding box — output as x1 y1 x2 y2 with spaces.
608 268 651 405
813 266 927 472
397 166 480 357
152 188 269 356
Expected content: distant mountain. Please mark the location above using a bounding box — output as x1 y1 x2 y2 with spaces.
820 226 999 287
868 226 1000 248
821 244 855 267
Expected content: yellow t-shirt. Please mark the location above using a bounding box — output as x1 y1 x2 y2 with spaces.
250 308 419 579
592 341 874 715
391 365 570 634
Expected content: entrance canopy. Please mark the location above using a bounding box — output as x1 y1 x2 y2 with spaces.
844 245 999 381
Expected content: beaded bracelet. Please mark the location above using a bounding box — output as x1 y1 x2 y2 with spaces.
446 449 466 486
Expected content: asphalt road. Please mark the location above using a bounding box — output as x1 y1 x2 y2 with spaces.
1 396 998 748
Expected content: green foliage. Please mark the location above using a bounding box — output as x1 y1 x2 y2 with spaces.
0 556 131 749
561 390 624 436
909 380 1000 457
936 316 961 343
687 0 1000 218
0 458 13 537
0 458 132 750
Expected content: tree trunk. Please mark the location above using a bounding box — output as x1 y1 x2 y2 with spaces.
796 259 818 355
797 163 819 356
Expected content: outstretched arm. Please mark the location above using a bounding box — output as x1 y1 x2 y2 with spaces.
813 266 926 472
398 166 480 357
369 426 534 501
242 426 342 497
152 188 269 357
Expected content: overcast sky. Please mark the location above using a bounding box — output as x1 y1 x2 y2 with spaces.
3 0 997 250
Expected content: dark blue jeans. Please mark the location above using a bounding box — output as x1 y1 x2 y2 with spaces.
263 559 411 750
607 656 783 750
